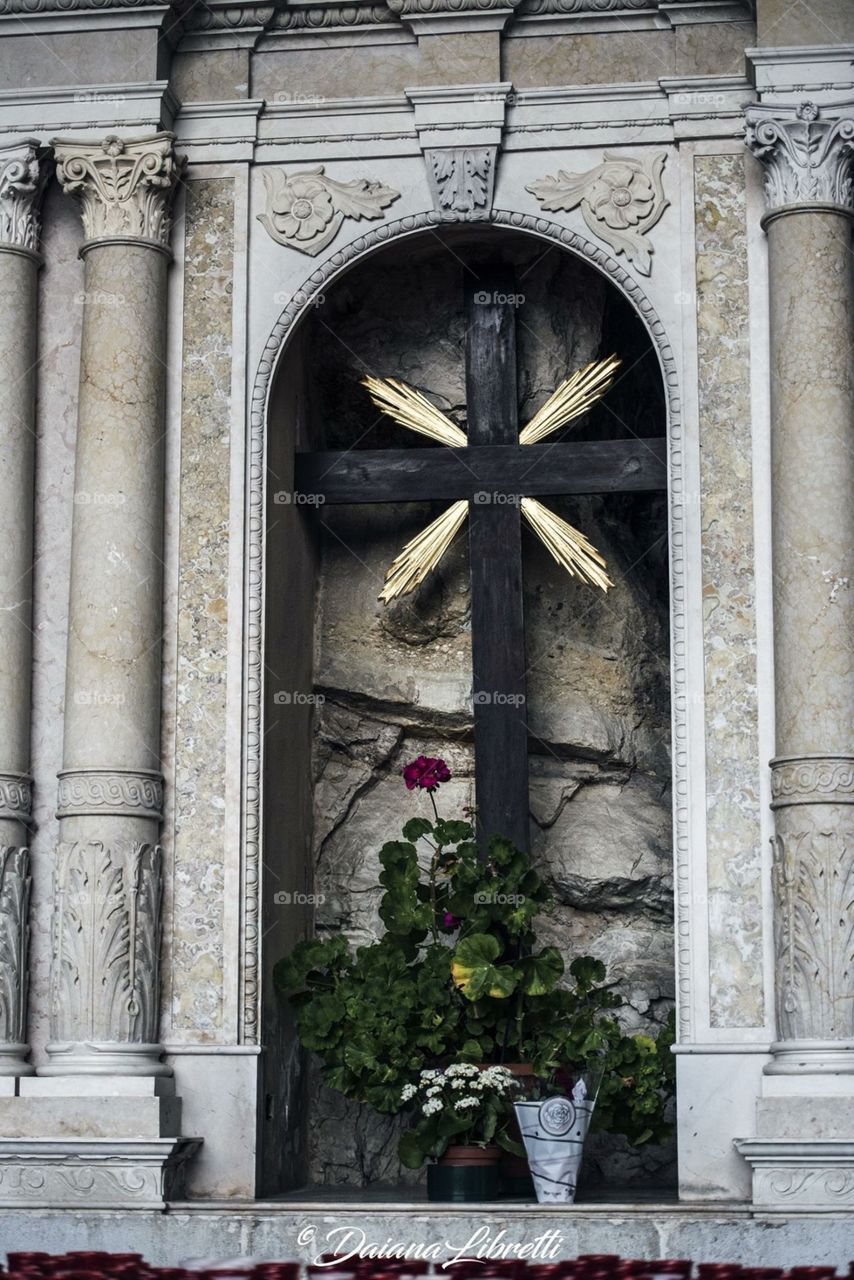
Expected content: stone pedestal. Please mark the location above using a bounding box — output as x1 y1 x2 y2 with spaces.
0 140 48 1079
0 132 200 1204
738 97 854 1208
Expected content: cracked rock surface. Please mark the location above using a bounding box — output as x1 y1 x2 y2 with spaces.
300 234 675 1190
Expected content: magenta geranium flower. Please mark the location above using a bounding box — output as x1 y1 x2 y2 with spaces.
442 911 461 931
403 756 451 792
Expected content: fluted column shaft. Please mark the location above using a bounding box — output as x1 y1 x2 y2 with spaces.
0 142 47 1076
746 100 854 1073
45 134 181 1077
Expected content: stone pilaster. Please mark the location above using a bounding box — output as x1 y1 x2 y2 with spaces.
45 133 182 1078
0 141 48 1077
737 98 854 1210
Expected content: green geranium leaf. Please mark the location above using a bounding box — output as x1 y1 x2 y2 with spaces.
452 933 517 1000
402 817 434 842
520 947 564 995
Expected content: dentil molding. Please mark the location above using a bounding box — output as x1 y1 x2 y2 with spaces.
527 150 668 275
0 140 49 254
745 100 854 218
51 132 184 247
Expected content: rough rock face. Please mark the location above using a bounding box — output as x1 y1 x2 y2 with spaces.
299 233 674 1190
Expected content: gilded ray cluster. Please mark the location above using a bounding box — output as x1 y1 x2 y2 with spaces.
364 358 620 604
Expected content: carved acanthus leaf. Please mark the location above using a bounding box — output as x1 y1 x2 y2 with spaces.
527 150 668 275
745 100 854 214
0 142 49 253
51 840 162 1045
0 847 31 1046
257 166 401 256
51 133 183 247
426 147 495 220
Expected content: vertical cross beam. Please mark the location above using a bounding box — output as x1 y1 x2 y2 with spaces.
465 265 530 854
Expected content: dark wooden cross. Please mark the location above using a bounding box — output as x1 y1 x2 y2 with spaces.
295 264 666 853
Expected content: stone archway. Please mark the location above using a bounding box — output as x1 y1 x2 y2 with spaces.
247 214 687 1192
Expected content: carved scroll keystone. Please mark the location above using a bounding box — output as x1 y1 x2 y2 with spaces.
425 147 497 220
527 150 669 276
257 166 401 256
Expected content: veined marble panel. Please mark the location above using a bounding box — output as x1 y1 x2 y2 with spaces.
694 152 763 1029
169 177 235 1034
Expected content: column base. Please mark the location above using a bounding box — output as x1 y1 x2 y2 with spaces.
765 1040 854 1075
0 1137 201 1208
0 1046 35 1077
40 1042 172 1077
735 1138 854 1210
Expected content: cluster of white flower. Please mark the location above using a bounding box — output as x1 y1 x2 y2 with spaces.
478 1065 516 1092
422 1098 443 1116
401 1061 518 1114
400 1083 417 1102
444 1063 479 1078
456 1095 479 1109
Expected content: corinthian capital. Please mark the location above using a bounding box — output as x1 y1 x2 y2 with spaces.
0 140 49 253
51 132 183 248
745 100 854 218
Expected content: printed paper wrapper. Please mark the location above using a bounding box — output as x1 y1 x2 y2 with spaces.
513 1082 595 1204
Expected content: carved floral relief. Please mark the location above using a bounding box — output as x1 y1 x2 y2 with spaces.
527 151 668 275
258 166 401 256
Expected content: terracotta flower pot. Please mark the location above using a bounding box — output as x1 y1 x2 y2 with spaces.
427 1143 500 1201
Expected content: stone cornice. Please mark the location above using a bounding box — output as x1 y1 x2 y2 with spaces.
0 140 49 253
745 99 854 218
51 132 184 248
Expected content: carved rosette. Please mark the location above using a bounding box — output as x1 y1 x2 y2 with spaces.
257 166 401 256
770 756 854 1044
426 147 496 220
51 133 183 248
0 141 49 254
0 847 31 1055
745 100 854 219
50 840 163 1047
526 151 668 275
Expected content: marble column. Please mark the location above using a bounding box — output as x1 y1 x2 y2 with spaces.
745 99 854 1078
0 141 48 1078
45 134 182 1077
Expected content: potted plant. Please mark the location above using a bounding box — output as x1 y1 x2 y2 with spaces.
399 1063 518 1200
274 756 674 1191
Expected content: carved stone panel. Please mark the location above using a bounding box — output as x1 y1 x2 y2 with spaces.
425 147 496 220
50 840 162 1046
0 847 31 1051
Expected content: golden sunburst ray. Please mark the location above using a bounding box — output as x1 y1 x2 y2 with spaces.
363 376 467 448
521 498 614 592
518 354 621 445
379 500 470 604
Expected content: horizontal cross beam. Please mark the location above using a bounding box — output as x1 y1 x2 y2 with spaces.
293 438 667 505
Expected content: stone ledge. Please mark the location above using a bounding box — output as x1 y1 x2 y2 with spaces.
736 1139 854 1211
